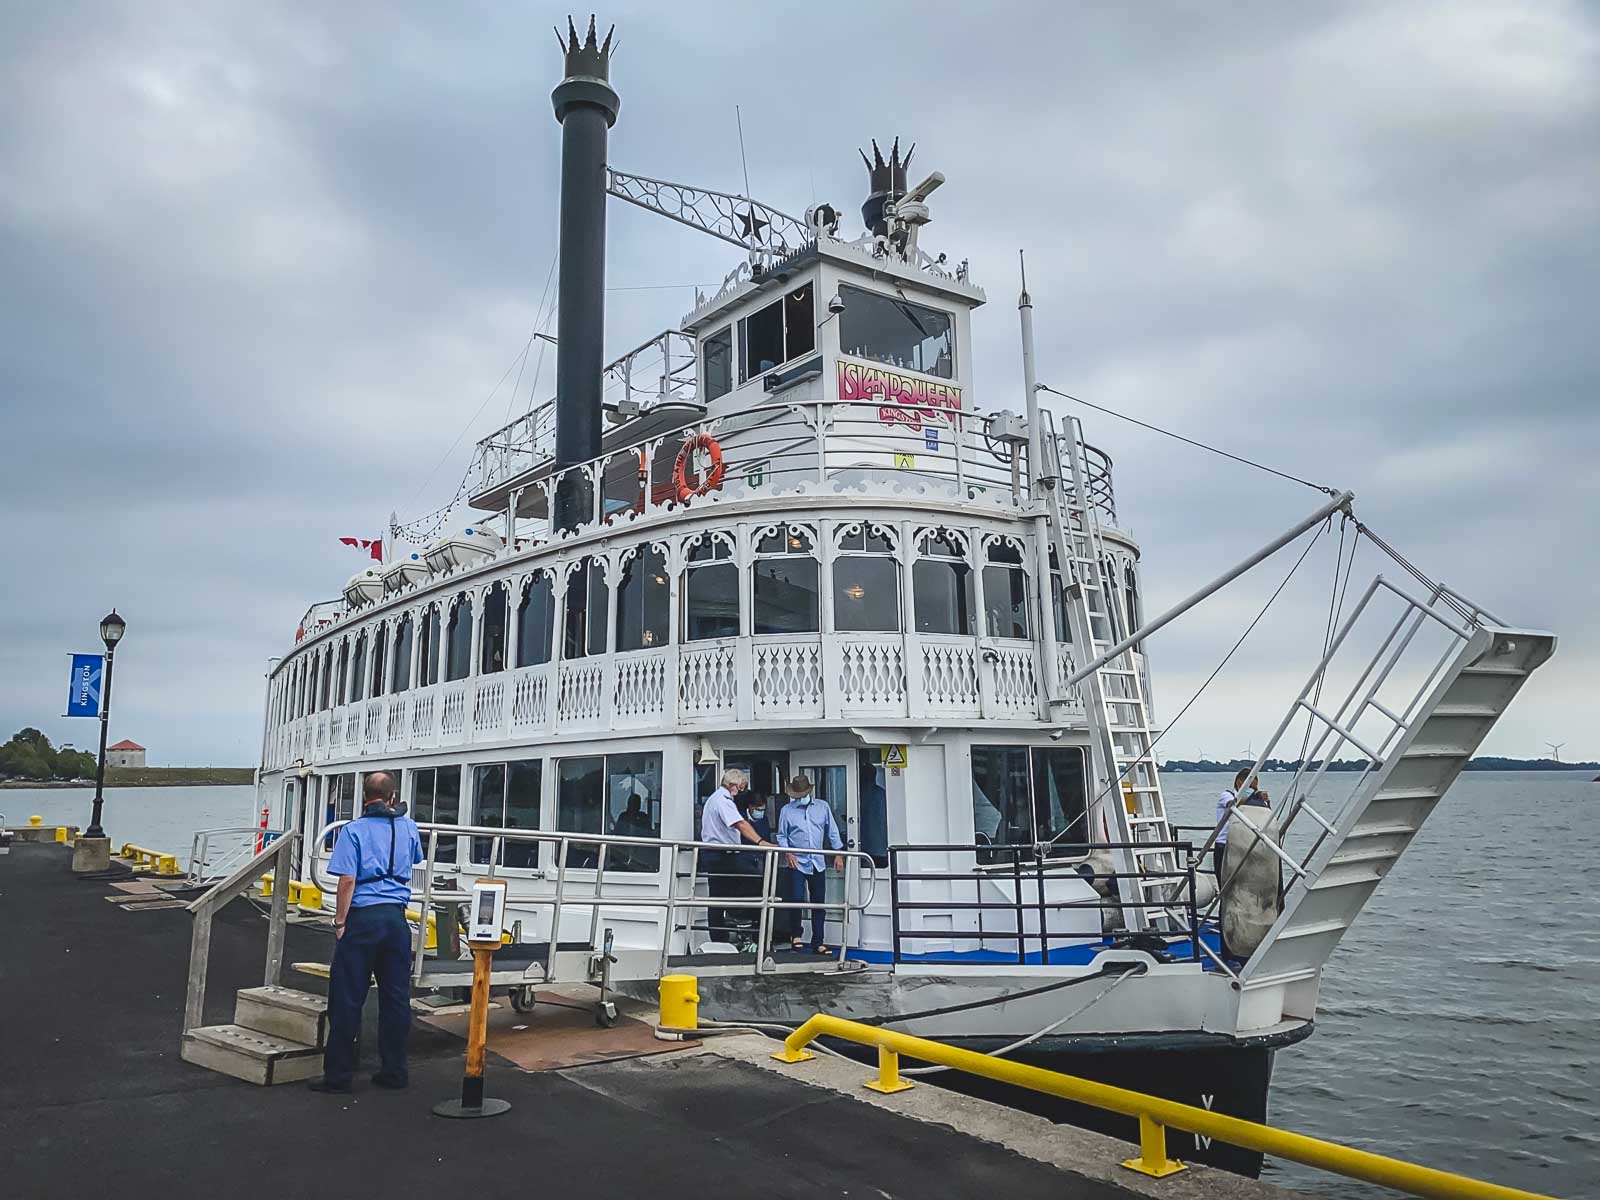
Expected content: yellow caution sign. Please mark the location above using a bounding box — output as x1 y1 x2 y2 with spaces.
883 744 908 768
893 451 916 469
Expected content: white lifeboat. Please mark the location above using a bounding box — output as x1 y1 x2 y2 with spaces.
381 552 429 595
423 526 502 574
343 569 384 609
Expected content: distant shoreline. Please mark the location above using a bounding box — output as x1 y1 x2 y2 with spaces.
0 767 253 789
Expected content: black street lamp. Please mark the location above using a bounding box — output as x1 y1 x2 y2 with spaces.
85 609 126 841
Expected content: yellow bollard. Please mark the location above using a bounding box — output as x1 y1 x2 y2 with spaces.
260 871 274 897
296 883 324 912
1122 1113 1186 1178
30 815 43 826
864 1045 915 1095
55 827 68 843
658 974 700 1031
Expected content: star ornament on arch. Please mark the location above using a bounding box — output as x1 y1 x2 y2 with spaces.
737 208 769 243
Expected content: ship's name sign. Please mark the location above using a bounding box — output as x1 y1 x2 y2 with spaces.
836 358 962 433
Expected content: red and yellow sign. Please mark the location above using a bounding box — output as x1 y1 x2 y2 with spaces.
836 358 962 432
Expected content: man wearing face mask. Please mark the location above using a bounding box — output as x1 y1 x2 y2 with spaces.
308 770 424 1094
777 776 845 954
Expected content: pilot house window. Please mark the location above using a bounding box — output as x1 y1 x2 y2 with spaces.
702 327 733 401
838 284 955 379
970 745 1087 864
739 284 814 383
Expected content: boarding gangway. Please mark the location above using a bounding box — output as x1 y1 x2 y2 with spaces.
1196 576 1553 1012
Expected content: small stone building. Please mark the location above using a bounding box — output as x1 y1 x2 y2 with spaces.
105 739 146 768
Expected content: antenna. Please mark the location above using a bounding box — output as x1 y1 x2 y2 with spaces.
1546 741 1565 762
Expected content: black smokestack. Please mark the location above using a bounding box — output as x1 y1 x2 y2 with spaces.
551 15 619 531
859 137 912 240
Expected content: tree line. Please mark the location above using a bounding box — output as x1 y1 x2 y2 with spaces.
0 728 99 781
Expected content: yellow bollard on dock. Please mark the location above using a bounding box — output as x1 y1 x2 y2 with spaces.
55 827 68 843
658 974 700 1031
30 815 43 826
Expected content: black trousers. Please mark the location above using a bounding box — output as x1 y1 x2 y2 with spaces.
323 903 411 1086
706 850 756 943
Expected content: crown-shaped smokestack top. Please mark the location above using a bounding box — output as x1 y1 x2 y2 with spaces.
859 137 914 238
555 14 615 81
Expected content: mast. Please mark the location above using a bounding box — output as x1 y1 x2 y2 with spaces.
1019 253 1063 714
551 16 620 532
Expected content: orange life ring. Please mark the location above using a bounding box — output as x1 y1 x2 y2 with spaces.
673 433 725 503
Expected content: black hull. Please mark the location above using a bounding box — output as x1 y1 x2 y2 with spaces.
835 1033 1303 1178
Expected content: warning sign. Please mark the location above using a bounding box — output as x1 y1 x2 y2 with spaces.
883 744 908 768
893 452 916 470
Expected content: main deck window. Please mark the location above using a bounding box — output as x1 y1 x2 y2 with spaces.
335 640 350 705
516 572 555 667
370 625 388 696
471 760 541 868
350 633 368 703
480 582 508 675
832 523 900 633
412 765 461 863
556 752 663 872
970 745 1087 864
739 284 815 384
616 544 669 651
318 649 334 709
753 524 819 635
445 594 472 681
420 605 441 686
838 284 955 379
983 540 1030 640
913 530 973 635
683 534 738 641
563 557 608 659
391 615 414 694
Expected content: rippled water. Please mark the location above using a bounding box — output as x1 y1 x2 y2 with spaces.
1164 771 1600 1198
7 775 1595 1194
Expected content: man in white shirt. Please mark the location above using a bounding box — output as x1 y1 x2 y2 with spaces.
1214 768 1252 879
700 768 774 942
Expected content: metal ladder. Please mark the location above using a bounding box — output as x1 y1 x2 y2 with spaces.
1041 413 1179 925
1198 577 1554 1002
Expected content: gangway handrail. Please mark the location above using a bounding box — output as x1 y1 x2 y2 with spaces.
182 830 297 1034
307 819 880 984
773 1014 1557 1199
186 825 276 885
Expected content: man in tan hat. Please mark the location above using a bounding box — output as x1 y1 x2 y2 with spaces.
776 775 845 954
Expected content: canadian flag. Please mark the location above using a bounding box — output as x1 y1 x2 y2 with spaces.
340 537 384 562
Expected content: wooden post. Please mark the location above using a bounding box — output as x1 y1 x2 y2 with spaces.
433 940 511 1119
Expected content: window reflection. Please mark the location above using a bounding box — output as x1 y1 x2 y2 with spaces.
683 535 738 641
563 558 608 659
913 530 972 635
480 583 508 674
838 284 955 379
833 524 900 633
754 524 819 635
445 595 473 681
516 573 555 667
983 541 1030 640
616 545 670 651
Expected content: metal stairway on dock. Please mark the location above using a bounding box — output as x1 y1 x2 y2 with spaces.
1042 413 1178 921
1217 579 1555 1007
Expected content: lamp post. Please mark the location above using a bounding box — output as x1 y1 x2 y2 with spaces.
85 609 126 841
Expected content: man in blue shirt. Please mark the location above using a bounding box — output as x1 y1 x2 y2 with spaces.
309 771 424 1094
776 776 844 954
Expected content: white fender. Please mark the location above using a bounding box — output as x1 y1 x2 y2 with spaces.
1220 803 1283 958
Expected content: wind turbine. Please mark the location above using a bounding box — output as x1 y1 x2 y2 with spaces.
1546 742 1565 762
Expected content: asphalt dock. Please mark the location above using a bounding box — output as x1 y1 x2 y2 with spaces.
0 841 1292 1199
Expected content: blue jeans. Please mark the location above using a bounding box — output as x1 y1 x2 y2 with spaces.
784 868 829 949
323 903 412 1086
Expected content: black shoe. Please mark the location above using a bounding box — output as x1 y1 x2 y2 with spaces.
370 1072 407 1090
307 1077 352 1094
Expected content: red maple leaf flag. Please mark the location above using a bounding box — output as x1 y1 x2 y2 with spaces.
340 537 384 562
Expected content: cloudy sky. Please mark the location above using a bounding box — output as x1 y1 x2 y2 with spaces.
2 1 1595 766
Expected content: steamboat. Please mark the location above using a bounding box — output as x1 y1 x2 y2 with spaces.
250 19 1553 1173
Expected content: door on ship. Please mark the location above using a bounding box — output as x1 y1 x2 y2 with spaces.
790 752 858 950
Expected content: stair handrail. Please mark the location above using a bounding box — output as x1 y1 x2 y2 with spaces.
182 831 298 1034
186 825 278 886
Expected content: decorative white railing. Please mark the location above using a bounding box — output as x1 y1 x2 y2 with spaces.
290 636 1072 767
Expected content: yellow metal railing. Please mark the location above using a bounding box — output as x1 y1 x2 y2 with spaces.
773 1014 1559 1200
119 843 181 876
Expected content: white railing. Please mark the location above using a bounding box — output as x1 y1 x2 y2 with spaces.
288 630 1086 765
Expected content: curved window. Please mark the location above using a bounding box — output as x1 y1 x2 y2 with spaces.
616 545 670 651
838 283 955 380
563 558 608 659
350 633 368 703
390 616 414 694
480 582 508 675
753 524 819 635
419 605 441 687
370 624 388 696
445 595 473 681
516 572 556 667
983 540 1030 640
913 529 973 635
832 523 900 633
335 640 350 705
683 534 738 641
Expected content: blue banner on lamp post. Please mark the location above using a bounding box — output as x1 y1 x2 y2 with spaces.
67 653 105 717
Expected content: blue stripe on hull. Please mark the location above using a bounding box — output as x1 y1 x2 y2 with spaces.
846 927 1224 967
